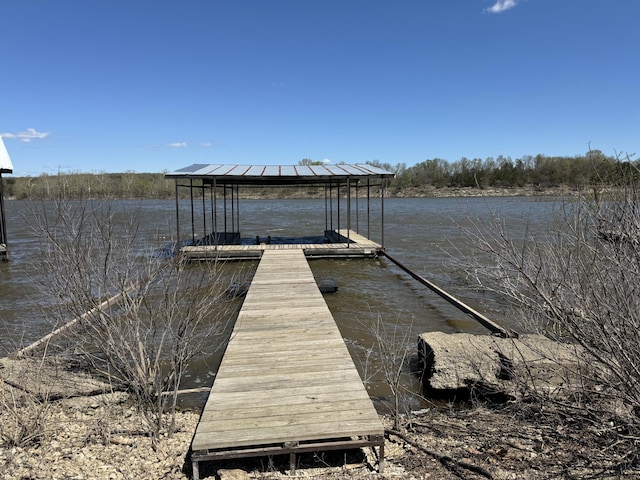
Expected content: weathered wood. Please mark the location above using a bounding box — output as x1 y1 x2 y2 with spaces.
14 259 179 358
382 250 517 338
181 229 382 260
198 384 372 406
159 386 211 397
191 249 384 476
15 283 140 358
194 419 383 450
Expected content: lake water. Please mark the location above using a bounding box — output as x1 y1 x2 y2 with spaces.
0 197 557 408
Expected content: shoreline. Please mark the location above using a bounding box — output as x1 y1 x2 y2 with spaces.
4 185 585 202
2 355 636 479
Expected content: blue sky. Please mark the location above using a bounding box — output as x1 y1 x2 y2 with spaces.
1 0 639 176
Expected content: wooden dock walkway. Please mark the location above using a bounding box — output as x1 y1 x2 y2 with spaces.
190 249 384 478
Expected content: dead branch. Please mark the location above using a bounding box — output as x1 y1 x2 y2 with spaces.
387 428 494 479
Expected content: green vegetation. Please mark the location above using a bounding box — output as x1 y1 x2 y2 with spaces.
371 149 638 194
3 171 175 200
3 149 637 200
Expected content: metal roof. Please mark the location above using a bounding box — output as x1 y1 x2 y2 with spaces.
0 137 13 174
165 163 395 185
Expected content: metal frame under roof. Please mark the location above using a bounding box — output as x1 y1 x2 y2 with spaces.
165 163 395 252
165 163 394 185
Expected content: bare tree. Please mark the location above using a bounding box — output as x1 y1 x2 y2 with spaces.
460 159 640 425
25 194 238 440
357 312 418 430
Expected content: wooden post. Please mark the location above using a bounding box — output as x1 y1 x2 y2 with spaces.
15 259 173 357
382 251 518 338
16 285 138 357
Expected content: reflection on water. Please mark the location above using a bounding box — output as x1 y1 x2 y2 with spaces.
0 197 557 407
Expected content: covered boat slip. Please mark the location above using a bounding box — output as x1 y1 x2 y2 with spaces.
190 249 384 478
164 163 395 258
180 229 382 260
165 164 392 476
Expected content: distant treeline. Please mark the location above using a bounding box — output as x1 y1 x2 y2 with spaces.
2 150 637 200
3 171 176 200
372 149 638 194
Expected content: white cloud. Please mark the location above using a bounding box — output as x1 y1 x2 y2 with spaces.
486 0 518 13
1 128 50 142
166 142 188 148
322 158 331 164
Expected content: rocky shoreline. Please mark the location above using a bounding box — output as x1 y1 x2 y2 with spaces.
2 354 638 480
388 185 579 198
2 389 636 480
0 390 199 480
234 185 580 201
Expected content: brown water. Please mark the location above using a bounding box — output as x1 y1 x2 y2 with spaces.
0 197 557 408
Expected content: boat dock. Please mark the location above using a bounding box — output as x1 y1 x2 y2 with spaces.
180 229 382 260
190 248 385 478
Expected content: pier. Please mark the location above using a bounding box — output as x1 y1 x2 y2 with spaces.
162 164 394 477
190 248 385 478
180 228 383 260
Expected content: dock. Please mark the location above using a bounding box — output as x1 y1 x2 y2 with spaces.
180 229 383 260
190 248 385 478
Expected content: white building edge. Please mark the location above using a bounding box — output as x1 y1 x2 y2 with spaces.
0 136 12 258
0 136 13 174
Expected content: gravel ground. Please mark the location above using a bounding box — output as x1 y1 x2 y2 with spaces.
2 353 639 480
0 390 198 479
2 381 639 480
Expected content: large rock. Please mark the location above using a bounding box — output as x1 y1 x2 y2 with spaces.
418 332 584 400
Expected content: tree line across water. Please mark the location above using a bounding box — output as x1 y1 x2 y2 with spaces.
2 149 636 200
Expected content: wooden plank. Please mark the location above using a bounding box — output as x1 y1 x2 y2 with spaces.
210 370 365 392
216 358 358 376
199 398 375 421
201 391 373 413
200 386 371 409
197 409 379 434
193 419 382 451
191 248 383 467
230 318 337 331
181 229 382 260
216 349 354 366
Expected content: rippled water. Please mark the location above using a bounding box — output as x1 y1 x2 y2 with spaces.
0 197 557 406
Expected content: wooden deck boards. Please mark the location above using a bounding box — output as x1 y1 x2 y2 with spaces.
180 229 382 260
190 249 384 478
